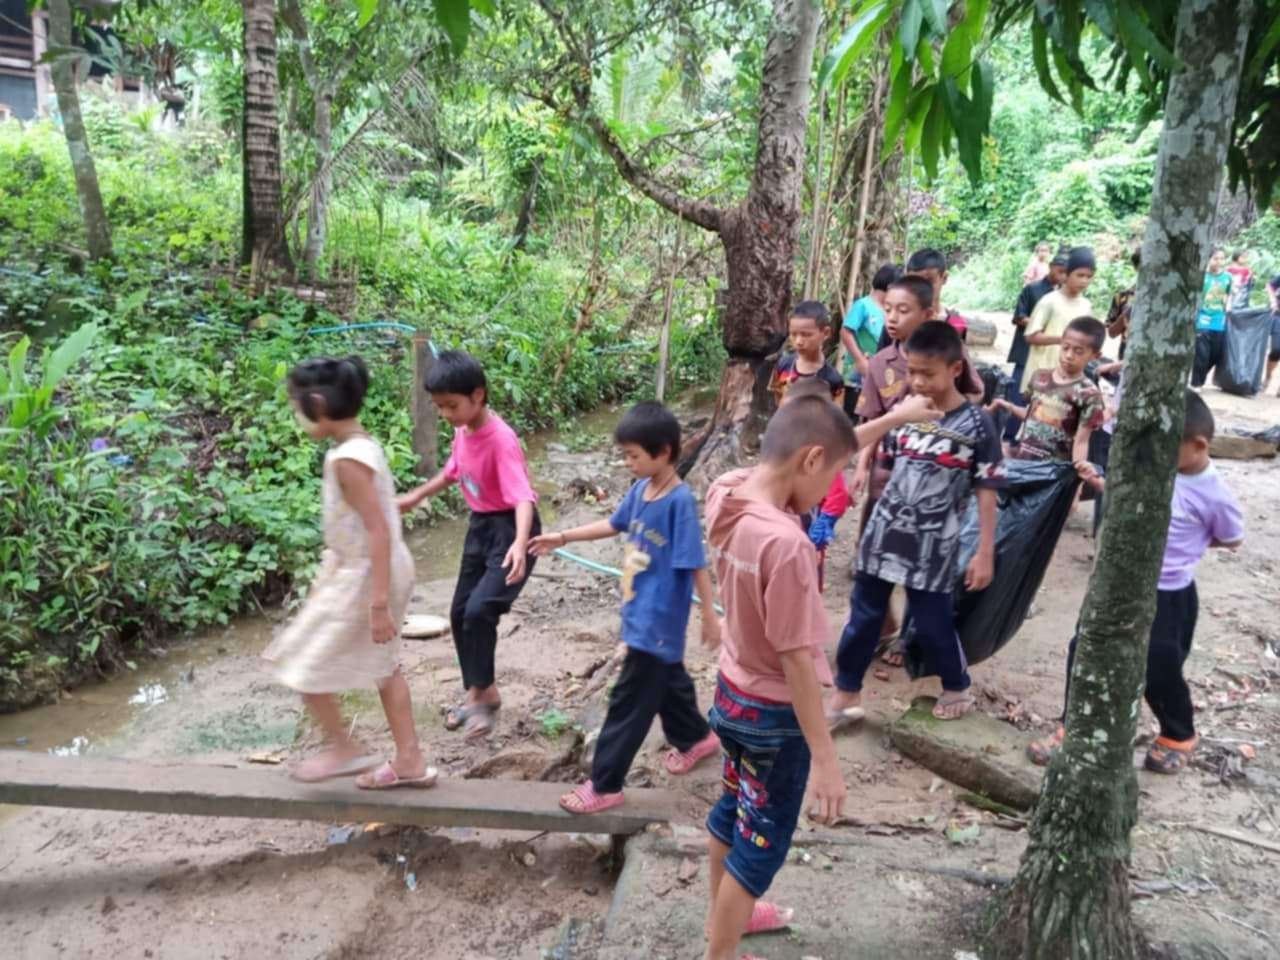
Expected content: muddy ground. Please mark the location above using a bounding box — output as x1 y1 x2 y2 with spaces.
1 330 1278 959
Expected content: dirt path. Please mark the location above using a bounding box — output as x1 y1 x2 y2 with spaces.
2 375 1278 958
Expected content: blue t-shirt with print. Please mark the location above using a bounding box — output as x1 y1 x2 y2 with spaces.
609 479 706 663
1196 271 1233 332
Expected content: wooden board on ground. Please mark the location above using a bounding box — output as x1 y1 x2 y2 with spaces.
401 613 450 638
0 750 677 836
1210 435 1277 460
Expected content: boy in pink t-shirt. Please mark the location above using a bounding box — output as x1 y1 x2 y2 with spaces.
701 391 937 960
399 350 540 740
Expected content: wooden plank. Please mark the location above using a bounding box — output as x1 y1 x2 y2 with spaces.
1210 435 1277 461
0 751 677 836
410 333 438 478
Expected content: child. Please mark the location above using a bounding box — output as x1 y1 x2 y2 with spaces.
907 247 967 340
1021 246 1096 394
701 390 939 960
1225 249 1253 311
1029 390 1244 772
1192 248 1234 388
399 350 540 740
1104 250 1141 361
991 316 1107 465
782 377 851 591
1268 271 1280 394
1006 253 1068 445
831 322 1005 725
769 299 844 405
852 274 985 665
528 402 721 814
840 264 899 417
1023 241 1053 285
264 357 434 789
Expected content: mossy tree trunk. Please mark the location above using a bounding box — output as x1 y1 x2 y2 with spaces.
47 0 112 261
241 0 293 273
988 1 1253 957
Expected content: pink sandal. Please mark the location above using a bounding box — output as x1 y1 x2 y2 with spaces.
745 900 793 934
559 781 625 815
355 761 438 790
664 732 721 775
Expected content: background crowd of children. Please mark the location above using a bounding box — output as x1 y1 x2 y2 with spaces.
264 237 1248 960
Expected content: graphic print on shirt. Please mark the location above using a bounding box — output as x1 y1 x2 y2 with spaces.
620 530 656 601
859 404 1005 592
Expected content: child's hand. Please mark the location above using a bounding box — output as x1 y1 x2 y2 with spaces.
964 550 994 591
985 398 1007 415
805 757 847 825
701 612 722 650
1074 460 1103 491
503 541 529 586
894 393 942 423
371 604 396 644
849 465 869 502
396 492 420 515
528 532 564 557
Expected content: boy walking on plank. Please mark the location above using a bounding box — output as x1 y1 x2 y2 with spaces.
1029 390 1244 772
832 322 1006 725
702 390 939 959
529 402 721 814
398 350 540 740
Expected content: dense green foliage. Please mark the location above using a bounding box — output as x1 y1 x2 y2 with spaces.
0 109 720 707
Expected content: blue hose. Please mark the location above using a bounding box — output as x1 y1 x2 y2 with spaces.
307 321 418 336
551 547 724 615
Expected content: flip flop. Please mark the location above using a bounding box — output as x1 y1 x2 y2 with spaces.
445 701 501 731
355 760 439 790
1144 736 1198 774
559 782 625 815
745 900 794 934
291 752 379 783
1027 726 1065 767
932 693 975 721
664 732 721 775
826 704 865 730
463 702 498 740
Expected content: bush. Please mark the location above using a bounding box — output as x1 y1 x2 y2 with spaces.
1011 163 1117 253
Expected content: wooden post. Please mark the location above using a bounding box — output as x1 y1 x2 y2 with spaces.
32 13 50 115
411 333 437 477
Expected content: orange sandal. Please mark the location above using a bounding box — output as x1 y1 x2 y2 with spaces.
1145 736 1198 774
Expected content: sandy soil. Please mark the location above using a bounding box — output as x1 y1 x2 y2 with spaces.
1 334 1278 959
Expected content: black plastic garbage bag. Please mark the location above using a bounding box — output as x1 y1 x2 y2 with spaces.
975 363 1013 438
903 459 1079 676
1214 308 1271 396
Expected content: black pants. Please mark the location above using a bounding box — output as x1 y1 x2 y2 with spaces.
591 647 710 793
1088 430 1113 538
1192 329 1225 387
451 509 540 691
1063 583 1198 742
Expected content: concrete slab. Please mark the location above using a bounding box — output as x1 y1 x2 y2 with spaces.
889 697 1043 810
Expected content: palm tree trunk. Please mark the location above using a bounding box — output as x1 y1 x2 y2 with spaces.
47 0 111 261
241 0 293 273
988 1 1253 955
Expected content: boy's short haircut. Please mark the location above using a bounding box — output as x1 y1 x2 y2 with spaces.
871 264 902 292
791 299 832 328
903 320 963 365
614 400 681 462
1064 316 1106 352
1231 250 1246 263
1183 389 1215 443
888 273 935 310
783 377 837 403
761 395 856 464
1051 253 1069 268
906 248 947 274
425 349 487 396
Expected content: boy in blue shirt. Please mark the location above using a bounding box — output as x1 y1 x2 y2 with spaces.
1192 248 1233 387
840 264 899 417
530 402 721 814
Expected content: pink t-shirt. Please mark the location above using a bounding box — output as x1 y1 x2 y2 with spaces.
706 469 834 703
443 413 538 513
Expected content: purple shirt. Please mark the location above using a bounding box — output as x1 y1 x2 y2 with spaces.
1160 463 1243 591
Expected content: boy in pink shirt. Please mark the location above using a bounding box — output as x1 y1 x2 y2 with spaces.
399 351 540 740
701 391 937 960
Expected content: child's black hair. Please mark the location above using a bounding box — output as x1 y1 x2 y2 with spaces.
425 349 487 398
1183 389 1215 443
761 395 856 464
784 377 838 403
871 263 902 292
791 299 831 328
1231 249 1247 263
906 248 947 274
1064 316 1107 352
903 320 963 364
288 356 370 420
888 273 935 310
614 401 681 462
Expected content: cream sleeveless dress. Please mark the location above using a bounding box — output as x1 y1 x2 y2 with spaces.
264 436 415 692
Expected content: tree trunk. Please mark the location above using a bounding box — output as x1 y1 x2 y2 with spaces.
47 0 111 261
241 0 293 273
988 2 1252 957
303 90 333 276
682 0 820 481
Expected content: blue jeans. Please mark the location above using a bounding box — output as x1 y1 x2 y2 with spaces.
835 573 971 693
705 674 810 899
